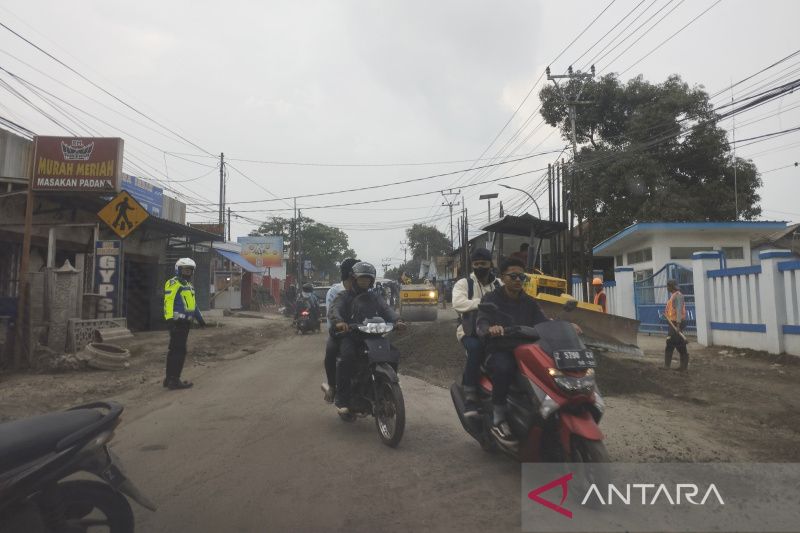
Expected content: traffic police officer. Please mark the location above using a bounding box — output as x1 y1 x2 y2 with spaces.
163 257 206 389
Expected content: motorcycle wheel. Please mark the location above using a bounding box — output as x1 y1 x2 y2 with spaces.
57 480 134 533
569 436 610 507
374 380 405 448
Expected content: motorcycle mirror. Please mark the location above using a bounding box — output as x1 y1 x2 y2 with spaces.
563 299 578 312
478 302 499 313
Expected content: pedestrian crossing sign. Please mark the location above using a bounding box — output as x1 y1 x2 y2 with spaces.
97 190 150 239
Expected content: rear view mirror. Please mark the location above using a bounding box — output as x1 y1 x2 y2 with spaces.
563 299 578 312
478 302 499 313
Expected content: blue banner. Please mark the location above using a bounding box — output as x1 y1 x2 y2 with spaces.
121 174 163 217
95 240 121 318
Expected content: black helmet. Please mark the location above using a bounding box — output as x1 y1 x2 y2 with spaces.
302 283 313 292
351 261 376 279
340 257 359 281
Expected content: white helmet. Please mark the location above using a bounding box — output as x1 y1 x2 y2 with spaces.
175 257 196 275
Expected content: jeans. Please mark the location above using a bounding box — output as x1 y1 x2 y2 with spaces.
461 336 484 388
324 336 340 387
486 350 516 406
335 335 360 407
166 320 191 380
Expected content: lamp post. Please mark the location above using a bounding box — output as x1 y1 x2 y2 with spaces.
499 184 543 271
499 184 542 219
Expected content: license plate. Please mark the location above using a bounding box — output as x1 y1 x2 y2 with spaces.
553 349 596 370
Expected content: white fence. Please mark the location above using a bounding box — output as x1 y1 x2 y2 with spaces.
693 250 800 355
570 269 635 320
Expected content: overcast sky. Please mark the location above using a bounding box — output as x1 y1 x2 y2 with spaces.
1 0 798 273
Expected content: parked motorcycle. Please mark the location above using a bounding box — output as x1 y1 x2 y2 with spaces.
336 318 406 448
0 401 155 532
450 301 608 463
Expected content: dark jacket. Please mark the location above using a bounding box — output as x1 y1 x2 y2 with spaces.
476 286 549 348
329 288 400 330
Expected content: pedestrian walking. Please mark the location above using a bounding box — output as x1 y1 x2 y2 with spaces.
663 278 689 372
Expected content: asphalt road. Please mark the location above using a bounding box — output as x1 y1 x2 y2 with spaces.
114 331 523 533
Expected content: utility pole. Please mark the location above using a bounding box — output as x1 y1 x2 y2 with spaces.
227 207 231 241
296 208 303 283
381 258 391 276
441 189 460 250
219 152 225 226
400 241 409 264
547 65 594 300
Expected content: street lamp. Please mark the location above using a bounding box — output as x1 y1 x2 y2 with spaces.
499 184 542 219
499 184 544 271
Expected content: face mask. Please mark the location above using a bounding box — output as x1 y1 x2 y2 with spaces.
473 267 491 279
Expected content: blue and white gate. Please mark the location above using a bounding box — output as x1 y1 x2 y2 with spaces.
634 263 696 334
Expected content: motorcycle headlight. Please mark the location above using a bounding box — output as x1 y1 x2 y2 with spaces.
550 368 596 394
358 323 394 334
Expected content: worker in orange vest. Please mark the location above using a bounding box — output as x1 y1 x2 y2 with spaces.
663 278 689 372
592 277 607 313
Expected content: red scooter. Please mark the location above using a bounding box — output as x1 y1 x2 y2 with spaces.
450 301 608 463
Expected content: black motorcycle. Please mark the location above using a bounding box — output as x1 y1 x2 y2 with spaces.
294 306 320 335
0 401 155 532
337 318 406 448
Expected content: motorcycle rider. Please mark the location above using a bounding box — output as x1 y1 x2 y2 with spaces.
452 248 501 418
296 282 320 325
320 258 359 403
330 261 406 414
163 258 206 390
476 257 549 445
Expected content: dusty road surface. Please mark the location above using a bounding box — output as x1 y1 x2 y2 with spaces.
2 309 799 531
115 329 523 533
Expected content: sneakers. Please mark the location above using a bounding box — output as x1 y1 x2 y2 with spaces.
463 398 480 418
491 421 518 446
163 378 193 390
321 383 335 404
336 405 351 415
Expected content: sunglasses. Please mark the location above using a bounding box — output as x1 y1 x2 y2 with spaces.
504 272 528 281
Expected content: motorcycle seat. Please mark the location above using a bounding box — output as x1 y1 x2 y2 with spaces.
0 409 103 473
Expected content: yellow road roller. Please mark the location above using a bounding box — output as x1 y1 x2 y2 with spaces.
399 284 438 322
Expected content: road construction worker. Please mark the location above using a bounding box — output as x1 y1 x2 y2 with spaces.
663 278 689 372
592 277 607 313
452 247 501 418
163 258 206 389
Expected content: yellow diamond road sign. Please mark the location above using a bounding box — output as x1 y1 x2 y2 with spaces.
98 190 150 239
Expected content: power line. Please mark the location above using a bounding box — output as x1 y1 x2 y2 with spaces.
617 0 723 76
0 21 214 156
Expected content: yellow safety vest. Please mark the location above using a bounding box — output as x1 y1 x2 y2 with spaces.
164 277 197 320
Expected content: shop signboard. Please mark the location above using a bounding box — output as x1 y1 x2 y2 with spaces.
32 136 124 192
121 174 163 216
95 240 121 318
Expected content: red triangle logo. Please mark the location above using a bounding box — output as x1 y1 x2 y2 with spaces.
527 472 573 519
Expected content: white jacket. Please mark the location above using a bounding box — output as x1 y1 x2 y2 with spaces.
452 273 502 341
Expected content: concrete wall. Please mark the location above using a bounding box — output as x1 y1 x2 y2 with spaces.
614 231 756 272
693 249 800 355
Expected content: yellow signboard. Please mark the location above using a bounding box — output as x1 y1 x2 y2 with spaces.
97 190 150 239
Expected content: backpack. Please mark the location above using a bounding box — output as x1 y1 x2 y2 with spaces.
459 277 500 337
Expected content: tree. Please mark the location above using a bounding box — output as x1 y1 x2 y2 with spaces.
250 216 356 282
388 224 452 281
539 74 762 247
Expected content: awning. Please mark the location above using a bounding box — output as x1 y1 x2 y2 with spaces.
215 249 263 273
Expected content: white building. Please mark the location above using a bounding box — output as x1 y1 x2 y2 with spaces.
592 221 792 283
